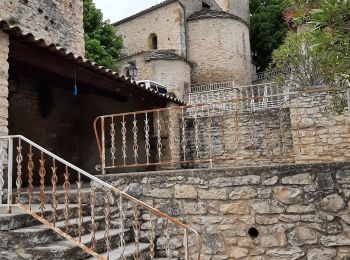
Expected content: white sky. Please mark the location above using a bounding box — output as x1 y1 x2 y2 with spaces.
93 0 164 23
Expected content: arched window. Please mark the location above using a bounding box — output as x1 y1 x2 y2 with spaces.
148 33 158 50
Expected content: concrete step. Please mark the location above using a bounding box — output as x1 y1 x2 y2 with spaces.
0 204 90 231
85 243 151 260
25 228 133 260
9 215 106 247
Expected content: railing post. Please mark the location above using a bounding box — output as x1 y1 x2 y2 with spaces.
7 137 13 213
101 117 106 175
184 229 189 260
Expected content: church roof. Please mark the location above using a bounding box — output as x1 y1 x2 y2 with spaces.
114 0 178 26
188 9 249 26
0 20 185 105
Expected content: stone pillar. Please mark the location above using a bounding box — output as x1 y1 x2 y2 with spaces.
0 31 9 136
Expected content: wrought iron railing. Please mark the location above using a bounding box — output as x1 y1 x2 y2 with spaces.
94 87 350 171
253 67 292 82
187 82 291 112
0 135 201 259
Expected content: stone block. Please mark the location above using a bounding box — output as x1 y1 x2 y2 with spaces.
183 202 207 215
256 215 279 225
262 176 278 186
288 226 318 246
202 233 225 254
230 247 249 259
198 188 228 200
279 214 301 223
281 174 314 185
267 247 305 259
307 248 337 260
174 185 197 199
274 187 303 204
251 200 284 214
287 204 316 213
336 170 350 184
320 234 350 246
143 187 172 198
192 216 223 225
220 201 250 215
320 193 345 212
316 174 334 190
210 175 261 187
229 187 257 200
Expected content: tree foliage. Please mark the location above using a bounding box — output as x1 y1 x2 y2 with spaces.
83 0 123 70
271 0 350 87
250 0 291 72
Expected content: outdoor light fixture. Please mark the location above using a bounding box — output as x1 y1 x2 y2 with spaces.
128 61 138 80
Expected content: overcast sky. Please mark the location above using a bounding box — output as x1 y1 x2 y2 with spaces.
94 0 164 23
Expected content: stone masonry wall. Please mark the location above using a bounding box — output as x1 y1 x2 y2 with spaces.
290 91 350 164
0 0 85 56
188 17 252 86
117 1 185 57
0 31 9 137
99 162 350 259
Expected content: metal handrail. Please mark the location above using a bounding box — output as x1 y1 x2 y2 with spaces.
0 135 202 259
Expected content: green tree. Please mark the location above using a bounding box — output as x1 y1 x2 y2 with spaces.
250 0 291 72
271 0 350 87
83 0 123 70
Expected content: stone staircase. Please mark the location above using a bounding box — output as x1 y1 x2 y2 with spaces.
0 188 150 260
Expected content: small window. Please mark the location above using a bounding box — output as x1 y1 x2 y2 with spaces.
202 2 210 9
148 33 158 50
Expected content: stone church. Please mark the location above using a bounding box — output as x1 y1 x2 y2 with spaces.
115 0 253 99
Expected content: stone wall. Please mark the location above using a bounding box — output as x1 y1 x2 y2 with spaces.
117 1 185 57
215 0 250 23
99 162 350 259
0 0 84 56
118 53 191 99
0 32 9 137
290 91 350 164
184 108 294 168
187 16 252 86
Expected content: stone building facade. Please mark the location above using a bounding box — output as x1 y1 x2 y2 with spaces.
115 0 253 99
0 0 85 56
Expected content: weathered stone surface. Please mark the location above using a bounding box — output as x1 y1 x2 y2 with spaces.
210 175 261 187
202 233 225 254
274 187 303 204
143 187 173 198
257 188 272 199
320 234 350 246
220 202 250 215
157 200 181 216
267 247 305 259
260 233 288 248
327 222 343 235
263 176 278 186
288 226 318 246
307 248 337 260
174 185 198 199
192 216 223 225
321 194 345 212
316 174 334 190
282 174 314 185
230 247 249 259
336 170 350 184
183 202 207 215
124 183 143 198
229 187 257 200
252 200 284 214
198 189 228 200
287 204 316 213
279 214 300 223
256 215 279 225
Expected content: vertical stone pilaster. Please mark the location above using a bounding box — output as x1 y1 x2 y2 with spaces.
0 31 9 136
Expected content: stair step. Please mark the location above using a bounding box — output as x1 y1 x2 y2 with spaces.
0 204 90 231
85 243 150 260
10 216 106 247
26 228 132 260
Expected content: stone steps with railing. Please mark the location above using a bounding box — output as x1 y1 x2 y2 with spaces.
0 135 201 259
